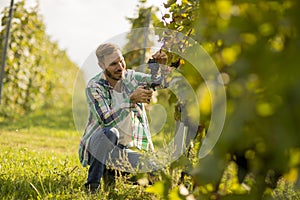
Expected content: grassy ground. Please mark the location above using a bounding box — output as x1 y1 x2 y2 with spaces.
1 106 300 200
0 107 155 200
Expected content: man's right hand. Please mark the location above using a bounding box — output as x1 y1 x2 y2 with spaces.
130 86 153 104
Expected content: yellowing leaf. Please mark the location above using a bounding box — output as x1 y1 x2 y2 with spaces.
145 181 165 197
221 45 241 66
256 102 274 117
168 187 182 200
216 0 232 19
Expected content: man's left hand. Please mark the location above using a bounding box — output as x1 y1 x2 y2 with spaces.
152 51 168 65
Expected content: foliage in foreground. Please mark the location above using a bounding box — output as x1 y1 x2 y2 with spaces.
149 0 300 198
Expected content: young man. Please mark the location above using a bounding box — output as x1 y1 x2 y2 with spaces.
78 43 168 193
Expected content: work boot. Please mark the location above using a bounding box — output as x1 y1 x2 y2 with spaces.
103 168 116 189
84 183 99 194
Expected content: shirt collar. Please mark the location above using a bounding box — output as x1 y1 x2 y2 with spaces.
96 72 113 89
97 70 128 90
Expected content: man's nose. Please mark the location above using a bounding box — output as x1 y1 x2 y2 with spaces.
116 61 124 69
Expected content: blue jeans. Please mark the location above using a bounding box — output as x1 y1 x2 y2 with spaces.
86 128 118 186
85 127 156 187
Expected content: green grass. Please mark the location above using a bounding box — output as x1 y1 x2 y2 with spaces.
0 107 155 200
1 106 300 200
0 107 84 199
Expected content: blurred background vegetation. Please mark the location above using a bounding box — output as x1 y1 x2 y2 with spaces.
0 1 80 117
1 0 300 199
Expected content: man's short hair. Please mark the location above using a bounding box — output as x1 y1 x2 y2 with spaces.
96 43 120 68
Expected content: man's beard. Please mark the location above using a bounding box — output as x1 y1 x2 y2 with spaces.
105 69 123 81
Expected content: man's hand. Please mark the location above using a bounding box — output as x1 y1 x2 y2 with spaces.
152 51 168 65
130 86 153 104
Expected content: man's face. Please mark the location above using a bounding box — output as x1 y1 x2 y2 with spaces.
103 49 126 81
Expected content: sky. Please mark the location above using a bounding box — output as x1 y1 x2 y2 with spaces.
0 0 167 67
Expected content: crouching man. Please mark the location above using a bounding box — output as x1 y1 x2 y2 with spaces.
78 43 168 193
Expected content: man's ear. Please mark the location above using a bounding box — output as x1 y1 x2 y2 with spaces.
98 62 105 69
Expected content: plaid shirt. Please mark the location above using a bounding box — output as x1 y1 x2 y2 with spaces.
79 69 158 167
